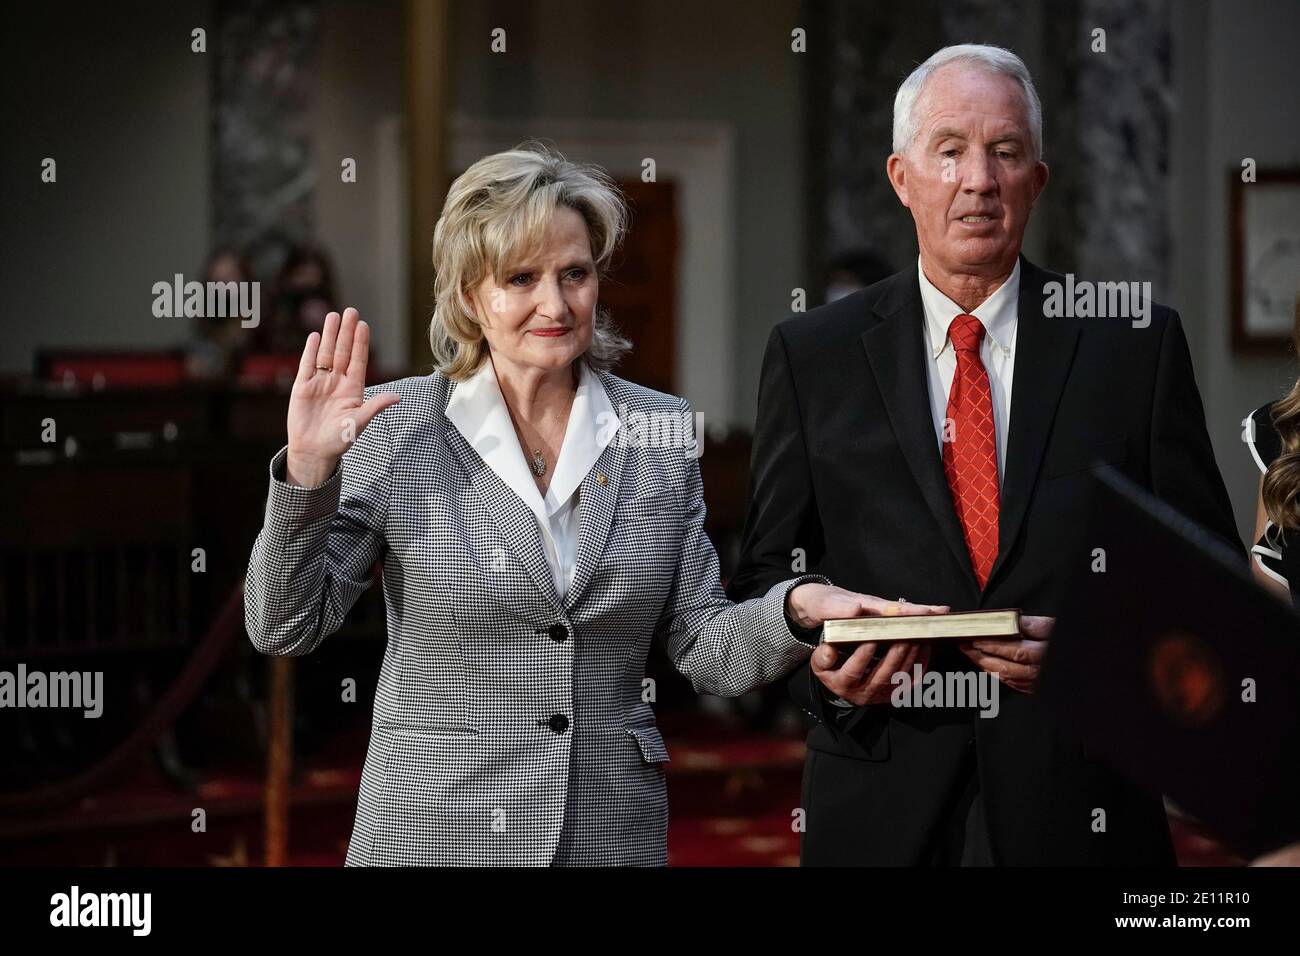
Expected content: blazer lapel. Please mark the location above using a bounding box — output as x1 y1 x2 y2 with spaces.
439 387 565 618
563 373 631 611
986 257 1081 588
861 268 975 586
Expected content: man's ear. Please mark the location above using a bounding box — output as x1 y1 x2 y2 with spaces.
886 153 910 207
1030 161 1050 206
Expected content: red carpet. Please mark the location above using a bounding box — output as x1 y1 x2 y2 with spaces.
0 733 1243 866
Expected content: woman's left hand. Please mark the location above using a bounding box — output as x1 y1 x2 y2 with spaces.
785 583 948 630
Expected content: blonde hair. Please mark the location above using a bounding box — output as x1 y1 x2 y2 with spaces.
429 142 632 379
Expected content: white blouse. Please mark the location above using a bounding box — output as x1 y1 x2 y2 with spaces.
443 357 617 600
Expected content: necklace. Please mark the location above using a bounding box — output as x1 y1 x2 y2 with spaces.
504 388 575 481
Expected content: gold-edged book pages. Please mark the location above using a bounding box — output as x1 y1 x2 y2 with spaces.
822 609 1021 644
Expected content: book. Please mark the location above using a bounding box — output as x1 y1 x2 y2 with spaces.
822 608 1021 644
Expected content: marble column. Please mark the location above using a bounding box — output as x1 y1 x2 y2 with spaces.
817 1 942 276
1074 0 1172 295
211 0 321 279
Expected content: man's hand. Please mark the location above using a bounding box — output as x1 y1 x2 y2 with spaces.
812 639 935 707
955 614 1054 694
788 590 948 707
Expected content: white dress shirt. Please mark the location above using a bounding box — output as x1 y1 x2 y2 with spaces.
444 356 617 600
918 256 1020 483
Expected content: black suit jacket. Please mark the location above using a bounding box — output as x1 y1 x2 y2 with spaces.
727 257 1242 865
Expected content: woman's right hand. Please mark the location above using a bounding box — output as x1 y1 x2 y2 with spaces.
285 307 400 487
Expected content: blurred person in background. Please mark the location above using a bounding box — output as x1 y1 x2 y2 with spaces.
268 245 338 354
185 246 259 379
824 248 894 304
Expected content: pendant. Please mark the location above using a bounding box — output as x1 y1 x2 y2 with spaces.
530 449 546 477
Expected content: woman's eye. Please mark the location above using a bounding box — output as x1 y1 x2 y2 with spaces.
508 273 532 286
566 268 588 281
940 148 959 158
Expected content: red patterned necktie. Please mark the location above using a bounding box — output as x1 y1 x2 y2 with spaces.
942 313 1000 589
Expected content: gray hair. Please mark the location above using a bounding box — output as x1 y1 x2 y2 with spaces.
892 44 1043 160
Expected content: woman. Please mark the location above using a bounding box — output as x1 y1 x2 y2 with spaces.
1244 330 1300 867
244 145 938 866
1248 395 1300 607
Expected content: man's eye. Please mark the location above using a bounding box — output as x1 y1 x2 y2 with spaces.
941 148 959 158
995 151 1015 159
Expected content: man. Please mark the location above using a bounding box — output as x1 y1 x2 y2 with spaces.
727 44 1240 865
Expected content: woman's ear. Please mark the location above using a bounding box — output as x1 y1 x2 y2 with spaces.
465 284 489 329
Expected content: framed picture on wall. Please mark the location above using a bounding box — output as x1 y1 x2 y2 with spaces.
1230 167 1300 352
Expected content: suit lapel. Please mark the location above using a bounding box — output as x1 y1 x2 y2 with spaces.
861 268 975 586
563 373 631 611
986 258 1080 588
439 384 565 618
564 440 629 612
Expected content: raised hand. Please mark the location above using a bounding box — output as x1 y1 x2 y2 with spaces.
285 308 400 487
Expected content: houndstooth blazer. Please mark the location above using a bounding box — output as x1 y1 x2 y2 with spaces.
244 367 823 866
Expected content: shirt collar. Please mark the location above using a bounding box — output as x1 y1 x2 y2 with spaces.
444 356 618 520
918 255 1020 359
547 361 617 515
